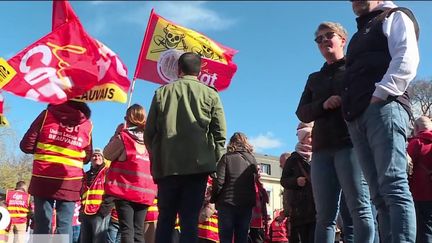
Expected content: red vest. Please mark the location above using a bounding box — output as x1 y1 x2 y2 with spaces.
198 214 219 242
145 198 158 222
32 111 92 181
81 166 107 215
111 208 119 223
250 183 263 228
6 190 30 225
105 131 156 205
72 201 81 226
270 219 288 242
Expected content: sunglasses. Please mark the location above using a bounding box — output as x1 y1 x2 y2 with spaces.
314 32 338 44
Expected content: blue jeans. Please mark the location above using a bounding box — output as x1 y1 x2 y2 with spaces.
79 214 110 243
415 201 432 243
33 197 75 243
155 174 208 243
217 205 252 243
311 147 374 243
339 194 354 243
347 101 416 243
107 220 121 243
72 225 80 243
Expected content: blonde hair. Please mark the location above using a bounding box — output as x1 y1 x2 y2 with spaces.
125 104 146 130
315 22 348 40
414 116 432 135
227 132 254 153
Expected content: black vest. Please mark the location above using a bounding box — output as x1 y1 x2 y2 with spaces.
342 8 418 121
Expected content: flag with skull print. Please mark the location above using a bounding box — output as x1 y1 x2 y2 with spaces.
134 9 238 91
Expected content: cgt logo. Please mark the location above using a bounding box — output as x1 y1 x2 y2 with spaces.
0 207 10 230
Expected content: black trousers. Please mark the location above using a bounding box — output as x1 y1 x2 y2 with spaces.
115 199 149 243
248 227 265 243
290 223 315 243
155 173 208 243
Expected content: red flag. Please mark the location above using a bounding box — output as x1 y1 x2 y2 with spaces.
53 0 131 103
52 0 78 29
134 9 238 91
1 12 100 104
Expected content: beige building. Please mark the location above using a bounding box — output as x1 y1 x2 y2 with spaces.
254 153 285 219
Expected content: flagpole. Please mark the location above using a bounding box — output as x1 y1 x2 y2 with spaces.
126 78 137 108
126 8 154 111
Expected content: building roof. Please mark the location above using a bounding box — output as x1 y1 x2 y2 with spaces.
254 153 282 179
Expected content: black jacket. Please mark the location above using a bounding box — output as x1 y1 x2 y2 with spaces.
211 150 257 208
296 59 352 151
280 152 315 226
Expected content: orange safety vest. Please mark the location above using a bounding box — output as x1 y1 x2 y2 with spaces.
198 214 219 242
270 219 288 242
105 131 156 205
81 166 107 215
5 190 30 225
0 229 8 243
32 111 92 181
145 198 158 222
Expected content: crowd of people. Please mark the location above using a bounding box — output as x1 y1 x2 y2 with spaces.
0 1 431 243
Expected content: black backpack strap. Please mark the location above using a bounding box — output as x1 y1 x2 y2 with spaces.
376 7 419 41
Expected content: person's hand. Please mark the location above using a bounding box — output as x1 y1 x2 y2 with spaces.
323 95 342 110
370 96 385 104
297 177 307 187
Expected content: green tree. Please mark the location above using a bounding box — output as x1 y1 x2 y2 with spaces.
0 128 32 191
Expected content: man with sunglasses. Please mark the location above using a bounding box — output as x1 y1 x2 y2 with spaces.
341 1 419 242
296 22 374 243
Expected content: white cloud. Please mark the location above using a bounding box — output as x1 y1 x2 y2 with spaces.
249 132 283 153
122 2 236 32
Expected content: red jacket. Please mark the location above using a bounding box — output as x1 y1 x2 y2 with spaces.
408 130 432 201
20 102 93 201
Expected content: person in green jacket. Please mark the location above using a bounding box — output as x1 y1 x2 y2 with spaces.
145 52 227 243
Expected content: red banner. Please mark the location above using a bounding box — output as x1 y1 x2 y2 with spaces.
53 0 131 103
0 2 100 104
134 9 238 91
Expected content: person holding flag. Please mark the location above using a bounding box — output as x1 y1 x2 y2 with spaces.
20 100 93 241
104 104 157 243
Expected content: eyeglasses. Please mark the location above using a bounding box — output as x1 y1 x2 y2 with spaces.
314 32 338 44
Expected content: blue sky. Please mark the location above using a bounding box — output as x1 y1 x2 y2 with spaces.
0 1 431 158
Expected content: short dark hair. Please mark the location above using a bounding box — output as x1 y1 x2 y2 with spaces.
15 181 26 190
178 52 201 76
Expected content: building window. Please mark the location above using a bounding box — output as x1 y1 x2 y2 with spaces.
261 163 271 175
